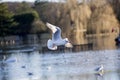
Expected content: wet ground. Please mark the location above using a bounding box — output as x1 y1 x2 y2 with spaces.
0 48 120 80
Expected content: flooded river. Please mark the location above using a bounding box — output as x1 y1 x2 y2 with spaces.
0 47 120 80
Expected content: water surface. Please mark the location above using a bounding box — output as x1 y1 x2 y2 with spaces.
0 48 120 80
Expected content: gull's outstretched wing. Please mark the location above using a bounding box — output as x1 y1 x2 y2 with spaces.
52 27 62 41
47 39 57 50
46 22 62 41
46 22 57 33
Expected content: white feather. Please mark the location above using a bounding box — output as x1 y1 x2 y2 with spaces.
46 22 73 50
46 22 57 33
47 39 57 50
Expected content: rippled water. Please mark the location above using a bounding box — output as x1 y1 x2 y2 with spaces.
0 49 120 80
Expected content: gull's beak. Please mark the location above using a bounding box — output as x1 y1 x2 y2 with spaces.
65 42 73 48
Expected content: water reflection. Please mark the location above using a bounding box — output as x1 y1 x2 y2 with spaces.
0 50 120 80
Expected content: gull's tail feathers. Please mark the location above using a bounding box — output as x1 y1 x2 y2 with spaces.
47 39 57 50
46 22 57 33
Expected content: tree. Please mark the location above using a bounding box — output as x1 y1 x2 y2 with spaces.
30 11 46 34
34 0 91 44
34 0 48 5
8 1 47 35
0 3 16 36
13 11 46 35
87 2 119 34
108 0 120 21
15 1 34 14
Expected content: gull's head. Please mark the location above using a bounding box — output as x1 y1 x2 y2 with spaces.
64 38 69 43
64 38 73 48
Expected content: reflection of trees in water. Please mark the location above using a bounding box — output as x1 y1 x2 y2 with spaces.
87 34 117 50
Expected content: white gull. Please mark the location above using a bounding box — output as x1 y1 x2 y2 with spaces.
46 22 73 50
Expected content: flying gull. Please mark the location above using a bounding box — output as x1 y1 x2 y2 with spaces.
46 22 73 50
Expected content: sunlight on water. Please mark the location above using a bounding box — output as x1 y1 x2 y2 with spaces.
0 49 120 80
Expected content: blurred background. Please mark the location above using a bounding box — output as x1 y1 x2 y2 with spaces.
0 0 120 51
0 0 120 80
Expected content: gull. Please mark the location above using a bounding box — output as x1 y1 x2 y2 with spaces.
2 55 17 63
98 65 104 72
46 22 73 50
96 64 104 76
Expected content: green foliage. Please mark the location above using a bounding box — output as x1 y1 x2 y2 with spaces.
34 1 50 22
13 12 35 35
30 11 47 33
31 20 46 33
10 1 47 35
0 2 46 36
34 0 48 5
31 11 40 20
15 2 34 14
0 3 16 36
13 11 46 35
